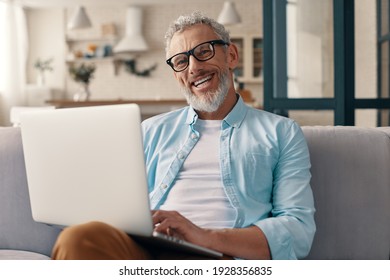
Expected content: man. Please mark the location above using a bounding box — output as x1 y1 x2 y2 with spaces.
53 12 315 260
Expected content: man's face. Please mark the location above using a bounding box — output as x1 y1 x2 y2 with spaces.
167 24 236 113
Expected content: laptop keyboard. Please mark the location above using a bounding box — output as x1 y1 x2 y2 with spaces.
153 231 184 244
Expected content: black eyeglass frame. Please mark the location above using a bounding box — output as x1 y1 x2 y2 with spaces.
166 39 229 72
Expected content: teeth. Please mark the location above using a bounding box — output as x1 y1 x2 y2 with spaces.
194 75 212 87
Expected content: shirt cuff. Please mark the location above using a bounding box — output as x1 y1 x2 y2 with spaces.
254 218 296 260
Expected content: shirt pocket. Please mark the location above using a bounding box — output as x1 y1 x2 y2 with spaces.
240 153 275 202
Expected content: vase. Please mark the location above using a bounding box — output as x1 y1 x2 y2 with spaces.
37 71 45 86
73 83 91 101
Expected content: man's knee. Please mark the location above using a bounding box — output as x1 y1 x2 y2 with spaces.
52 221 118 259
52 221 151 260
58 221 108 245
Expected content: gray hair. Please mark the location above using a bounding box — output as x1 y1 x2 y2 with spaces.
164 11 231 55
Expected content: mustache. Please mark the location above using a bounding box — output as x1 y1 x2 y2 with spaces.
189 70 214 84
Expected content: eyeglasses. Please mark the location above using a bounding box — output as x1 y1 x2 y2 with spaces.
166 39 229 72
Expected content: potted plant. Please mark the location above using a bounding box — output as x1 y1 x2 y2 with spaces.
34 57 54 85
68 63 96 101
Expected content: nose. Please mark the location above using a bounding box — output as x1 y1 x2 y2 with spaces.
187 54 203 74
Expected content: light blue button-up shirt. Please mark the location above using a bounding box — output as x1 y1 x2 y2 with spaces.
141 96 316 259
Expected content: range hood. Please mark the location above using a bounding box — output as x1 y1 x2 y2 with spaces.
113 6 148 53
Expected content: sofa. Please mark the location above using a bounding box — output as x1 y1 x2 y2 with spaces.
1 126 389 260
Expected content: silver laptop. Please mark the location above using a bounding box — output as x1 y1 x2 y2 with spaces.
20 104 222 258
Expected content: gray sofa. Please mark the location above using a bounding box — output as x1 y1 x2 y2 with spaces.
1 126 389 260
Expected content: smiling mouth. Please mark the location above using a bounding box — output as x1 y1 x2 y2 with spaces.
193 75 213 87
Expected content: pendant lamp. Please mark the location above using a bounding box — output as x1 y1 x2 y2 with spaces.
217 1 241 25
67 6 92 30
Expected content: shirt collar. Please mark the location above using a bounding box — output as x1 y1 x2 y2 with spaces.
185 94 248 128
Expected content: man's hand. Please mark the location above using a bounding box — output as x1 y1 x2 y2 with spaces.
151 210 212 248
151 210 271 260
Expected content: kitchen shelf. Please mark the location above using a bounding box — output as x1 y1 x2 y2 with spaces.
65 36 118 63
65 57 116 63
65 36 117 44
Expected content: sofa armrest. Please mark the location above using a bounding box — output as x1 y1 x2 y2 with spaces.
0 127 61 257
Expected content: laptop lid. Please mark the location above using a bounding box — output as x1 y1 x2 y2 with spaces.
20 104 223 258
20 104 154 236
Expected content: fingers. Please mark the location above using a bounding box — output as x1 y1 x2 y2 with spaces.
151 210 210 247
152 210 180 224
152 210 189 238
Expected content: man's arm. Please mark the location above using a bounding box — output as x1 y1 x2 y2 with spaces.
152 210 271 259
252 121 315 259
206 226 271 259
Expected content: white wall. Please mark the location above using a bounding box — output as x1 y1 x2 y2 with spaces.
26 8 66 99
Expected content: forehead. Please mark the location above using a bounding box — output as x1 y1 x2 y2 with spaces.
167 24 219 57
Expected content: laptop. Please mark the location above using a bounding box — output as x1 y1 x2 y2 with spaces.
19 104 222 258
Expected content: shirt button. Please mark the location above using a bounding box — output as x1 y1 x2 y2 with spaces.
191 133 198 140
178 152 185 159
160 184 168 190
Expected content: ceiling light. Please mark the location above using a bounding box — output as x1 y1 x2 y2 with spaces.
67 6 92 30
217 1 241 25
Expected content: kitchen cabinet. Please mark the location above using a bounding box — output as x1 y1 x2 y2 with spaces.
231 34 263 84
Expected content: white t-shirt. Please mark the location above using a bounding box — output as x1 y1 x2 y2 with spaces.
160 119 236 229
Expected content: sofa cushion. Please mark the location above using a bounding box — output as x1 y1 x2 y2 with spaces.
303 126 390 259
0 250 50 260
0 127 62 258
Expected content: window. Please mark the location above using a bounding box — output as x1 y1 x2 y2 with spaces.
0 2 6 91
263 0 390 126
377 0 390 125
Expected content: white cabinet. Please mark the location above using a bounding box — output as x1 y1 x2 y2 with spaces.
231 35 263 84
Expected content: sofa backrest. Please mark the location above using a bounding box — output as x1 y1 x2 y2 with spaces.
0 127 62 257
1 125 389 259
302 126 390 259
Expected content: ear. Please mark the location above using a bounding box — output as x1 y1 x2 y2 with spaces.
227 43 239 69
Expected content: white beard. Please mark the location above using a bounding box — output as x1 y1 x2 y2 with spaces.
181 70 230 113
